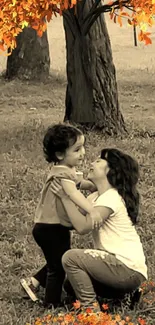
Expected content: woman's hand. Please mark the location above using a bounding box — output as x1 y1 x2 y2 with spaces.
50 178 68 199
89 209 103 230
51 179 103 231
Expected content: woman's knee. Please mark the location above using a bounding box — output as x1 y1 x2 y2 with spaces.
62 249 78 270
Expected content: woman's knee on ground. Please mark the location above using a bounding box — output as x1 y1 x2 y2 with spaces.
62 249 79 270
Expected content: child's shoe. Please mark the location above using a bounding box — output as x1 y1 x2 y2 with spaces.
20 278 39 302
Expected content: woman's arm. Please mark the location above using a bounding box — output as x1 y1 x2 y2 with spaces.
80 179 97 193
50 178 112 234
60 196 112 235
61 196 92 234
61 179 93 213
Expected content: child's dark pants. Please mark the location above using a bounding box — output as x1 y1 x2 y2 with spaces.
32 223 70 307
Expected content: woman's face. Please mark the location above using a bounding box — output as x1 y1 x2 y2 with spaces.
87 157 109 182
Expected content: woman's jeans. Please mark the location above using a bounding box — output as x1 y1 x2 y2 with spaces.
62 248 146 308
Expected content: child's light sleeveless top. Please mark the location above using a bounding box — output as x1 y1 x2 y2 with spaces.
34 165 78 227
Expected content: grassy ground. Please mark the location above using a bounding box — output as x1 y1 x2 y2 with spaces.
0 17 155 325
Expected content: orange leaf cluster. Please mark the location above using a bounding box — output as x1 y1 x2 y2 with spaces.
25 290 155 325
31 308 148 325
0 0 75 53
25 281 155 325
0 0 155 52
109 0 155 45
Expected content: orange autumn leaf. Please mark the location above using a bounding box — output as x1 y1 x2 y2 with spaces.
85 307 93 313
138 318 147 325
143 33 152 45
118 15 123 26
73 299 81 309
114 14 117 23
46 10 53 22
76 313 85 321
64 313 74 322
37 29 43 37
118 321 126 325
120 11 130 16
64 0 69 9
102 303 109 310
125 316 131 322
0 43 5 51
128 18 132 25
138 30 144 41
110 12 114 19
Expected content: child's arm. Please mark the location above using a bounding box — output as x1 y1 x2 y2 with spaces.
80 179 97 193
61 179 93 213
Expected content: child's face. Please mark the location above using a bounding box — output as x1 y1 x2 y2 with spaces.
60 135 85 168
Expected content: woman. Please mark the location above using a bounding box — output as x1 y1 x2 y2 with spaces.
51 148 147 311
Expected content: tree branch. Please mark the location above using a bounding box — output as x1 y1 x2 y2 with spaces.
83 0 105 24
82 8 111 35
81 0 102 33
83 0 102 22
74 13 83 35
82 0 130 35
78 0 88 22
63 11 76 38
124 4 135 11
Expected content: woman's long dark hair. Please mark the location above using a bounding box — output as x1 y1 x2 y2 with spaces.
101 148 140 224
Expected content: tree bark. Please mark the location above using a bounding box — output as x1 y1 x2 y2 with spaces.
63 1 126 134
6 27 50 80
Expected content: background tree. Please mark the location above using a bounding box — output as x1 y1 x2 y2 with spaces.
6 27 50 80
63 0 125 133
0 0 154 132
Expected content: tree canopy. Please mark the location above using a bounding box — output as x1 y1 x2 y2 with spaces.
0 0 155 54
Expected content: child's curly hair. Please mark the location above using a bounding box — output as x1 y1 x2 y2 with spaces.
43 124 83 163
101 148 140 224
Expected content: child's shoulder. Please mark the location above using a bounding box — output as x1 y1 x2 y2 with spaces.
48 165 77 182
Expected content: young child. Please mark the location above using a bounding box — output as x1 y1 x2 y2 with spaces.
21 124 96 308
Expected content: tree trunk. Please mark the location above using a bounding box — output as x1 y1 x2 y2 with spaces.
63 1 126 134
6 27 50 80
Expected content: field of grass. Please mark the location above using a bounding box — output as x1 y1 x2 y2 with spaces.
0 17 155 325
